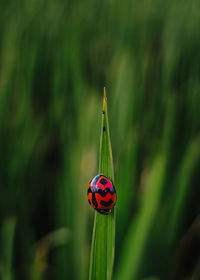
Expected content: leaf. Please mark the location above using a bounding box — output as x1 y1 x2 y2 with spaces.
167 136 200 243
1 216 16 280
115 155 166 280
89 88 115 280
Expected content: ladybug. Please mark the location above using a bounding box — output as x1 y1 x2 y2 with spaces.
87 174 116 215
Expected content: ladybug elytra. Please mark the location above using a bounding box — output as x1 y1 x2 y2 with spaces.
87 174 116 215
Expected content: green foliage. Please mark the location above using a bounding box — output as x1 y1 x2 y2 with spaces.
89 89 115 280
1 217 16 280
116 156 166 280
0 0 200 279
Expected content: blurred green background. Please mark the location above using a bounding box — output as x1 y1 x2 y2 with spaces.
0 0 200 279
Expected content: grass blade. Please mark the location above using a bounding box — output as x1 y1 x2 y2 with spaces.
89 88 115 280
167 136 200 243
115 155 166 280
1 217 16 280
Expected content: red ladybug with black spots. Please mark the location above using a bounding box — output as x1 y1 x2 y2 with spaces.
87 174 116 215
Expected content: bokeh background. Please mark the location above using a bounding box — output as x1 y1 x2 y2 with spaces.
0 0 200 279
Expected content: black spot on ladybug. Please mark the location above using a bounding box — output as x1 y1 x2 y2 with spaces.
98 188 110 197
88 199 91 205
88 187 92 194
92 193 98 208
103 126 106 132
100 178 107 185
110 188 116 194
100 199 113 207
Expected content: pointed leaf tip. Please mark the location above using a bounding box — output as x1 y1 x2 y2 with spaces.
104 87 107 100
103 87 107 111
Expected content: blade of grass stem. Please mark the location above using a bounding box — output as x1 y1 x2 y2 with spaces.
89 88 115 280
167 136 200 243
1 217 16 280
115 155 166 280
